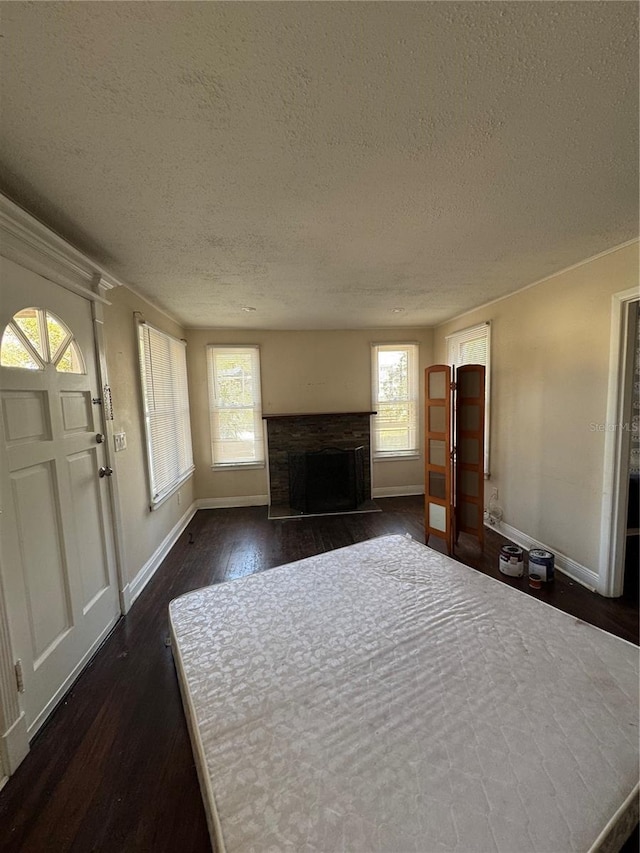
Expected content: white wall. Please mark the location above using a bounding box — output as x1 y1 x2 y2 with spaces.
103 287 194 588
186 327 433 501
433 241 639 579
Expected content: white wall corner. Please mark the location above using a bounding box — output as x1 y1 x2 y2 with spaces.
489 519 599 592
121 503 197 614
197 495 269 509
1 711 29 776
373 485 425 498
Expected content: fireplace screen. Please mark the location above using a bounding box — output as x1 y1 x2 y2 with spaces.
289 446 365 514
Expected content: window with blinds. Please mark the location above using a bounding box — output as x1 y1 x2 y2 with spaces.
446 322 491 475
207 345 265 467
371 343 419 459
138 322 194 507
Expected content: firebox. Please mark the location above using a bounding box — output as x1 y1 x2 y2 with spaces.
288 446 365 514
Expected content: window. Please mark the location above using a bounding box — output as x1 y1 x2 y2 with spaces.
446 322 491 476
138 321 194 508
1 307 85 373
207 345 264 467
371 343 419 459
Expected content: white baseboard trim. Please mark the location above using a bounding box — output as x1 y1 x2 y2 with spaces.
197 495 269 509
1 710 29 776
373 485 425 498
121 503 197 614
489 519 599 592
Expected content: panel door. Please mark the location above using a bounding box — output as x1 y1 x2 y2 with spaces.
425 365 452 552
0 256 120 737
455 365 486 547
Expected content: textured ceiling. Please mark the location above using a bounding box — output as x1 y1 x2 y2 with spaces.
0 2 637 329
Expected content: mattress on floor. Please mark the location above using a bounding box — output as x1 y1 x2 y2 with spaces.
169 534 639 853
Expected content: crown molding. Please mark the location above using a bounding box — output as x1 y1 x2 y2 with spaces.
0 193 125 303
435 237 640 330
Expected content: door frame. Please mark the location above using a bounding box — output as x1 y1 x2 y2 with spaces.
0 194 127 782
599 287 639 597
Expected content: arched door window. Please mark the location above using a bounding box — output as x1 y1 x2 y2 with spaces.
0 307 85 373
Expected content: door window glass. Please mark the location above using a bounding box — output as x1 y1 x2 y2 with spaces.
1 307 86 374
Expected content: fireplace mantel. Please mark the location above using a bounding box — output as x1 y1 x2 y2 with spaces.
263 411 376 420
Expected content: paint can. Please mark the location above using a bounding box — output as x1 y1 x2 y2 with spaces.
499 545 524 577
528 549 555 582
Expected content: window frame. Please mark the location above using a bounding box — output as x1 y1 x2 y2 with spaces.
371 342 420 461
206 344 265 470
446 321 491 477
137 319 194 510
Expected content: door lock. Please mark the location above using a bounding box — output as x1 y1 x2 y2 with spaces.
98 466 113 478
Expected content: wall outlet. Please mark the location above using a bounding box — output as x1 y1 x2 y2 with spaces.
177 490 182 506
114 432 127 452
491 488 499 501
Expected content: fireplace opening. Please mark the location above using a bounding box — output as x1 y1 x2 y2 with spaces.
289 446 365 514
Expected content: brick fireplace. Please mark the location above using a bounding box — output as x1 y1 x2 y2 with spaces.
263 411 375 512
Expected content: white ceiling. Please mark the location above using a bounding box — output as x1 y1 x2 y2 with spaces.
0 2 637 330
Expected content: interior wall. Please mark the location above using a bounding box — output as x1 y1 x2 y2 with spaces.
103 287 194 586
433 241 639 576
186 327 433 500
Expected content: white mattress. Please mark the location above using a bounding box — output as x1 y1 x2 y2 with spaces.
169 534 639 853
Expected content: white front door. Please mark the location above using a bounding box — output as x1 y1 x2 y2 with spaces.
0 256 121 737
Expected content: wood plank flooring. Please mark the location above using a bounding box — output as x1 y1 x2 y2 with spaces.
0 497 637 852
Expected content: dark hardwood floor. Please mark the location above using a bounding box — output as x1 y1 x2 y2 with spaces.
1 496 637 852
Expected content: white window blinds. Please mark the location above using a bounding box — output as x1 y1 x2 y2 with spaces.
138 322 194 507
207 345 264 467
446 322 491 476
372 343 419 458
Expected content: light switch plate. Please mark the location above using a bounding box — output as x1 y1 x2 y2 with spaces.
114 432 127 452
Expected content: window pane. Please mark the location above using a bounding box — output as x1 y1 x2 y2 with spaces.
56 340 85 374
14 308 45 358
46 312 71 362
0 325 42 369
378 350 408 401
208 346 264 466
372 344 418 456
139 323 194 504
460 336 487 365
3 308 86 374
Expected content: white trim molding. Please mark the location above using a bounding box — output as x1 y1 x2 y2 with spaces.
197 495 269 510
489 519 599 592
121 504 197 614
0 193 124 302
0 563 29 777
599 287 640 597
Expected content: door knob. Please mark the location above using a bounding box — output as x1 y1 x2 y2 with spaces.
96 433 104 444
98 466 113 478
